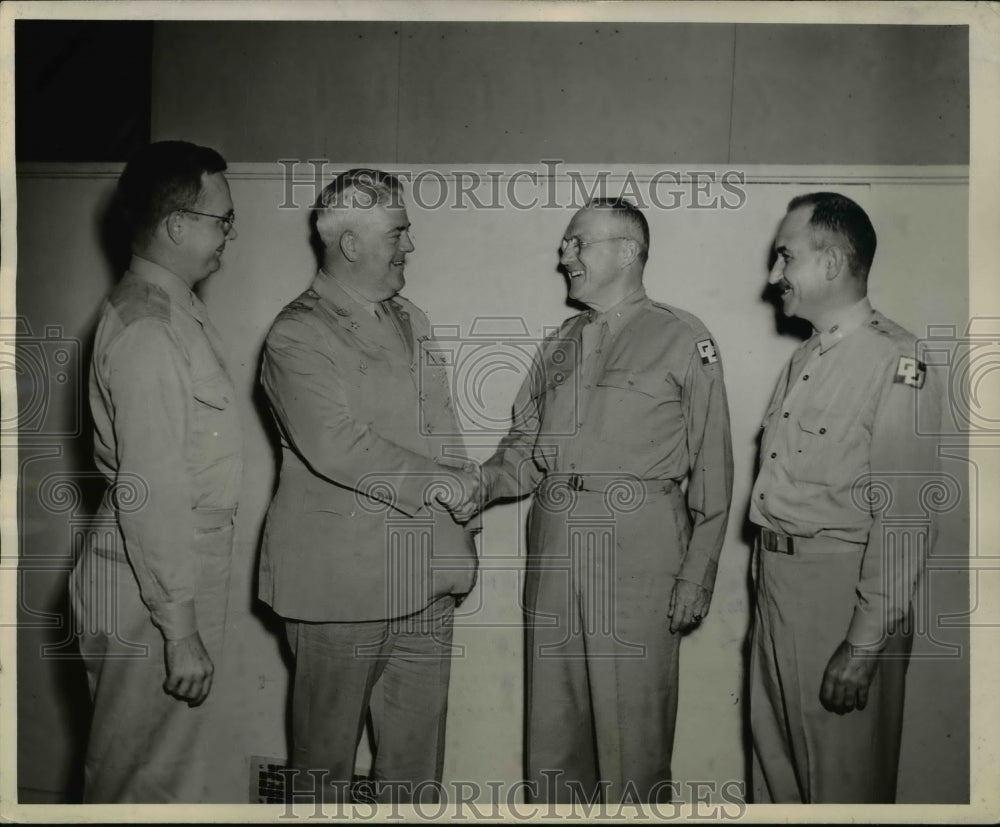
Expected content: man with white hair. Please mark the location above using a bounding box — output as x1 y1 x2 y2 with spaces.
259 168 479 803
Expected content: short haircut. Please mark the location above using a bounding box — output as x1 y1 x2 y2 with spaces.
585 196 650 264
314 168 405 242
117 141 227 245
787 191 878 279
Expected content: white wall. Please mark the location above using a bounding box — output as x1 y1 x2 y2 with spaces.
14 163 970 803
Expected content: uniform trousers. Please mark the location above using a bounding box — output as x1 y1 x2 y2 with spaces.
749 536 912 803
284 594 456 803
523 482 688 804
69 512 235 803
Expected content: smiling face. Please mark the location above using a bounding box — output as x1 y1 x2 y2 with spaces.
559 207 633 309
183 171 236 284
353 201 414 301
768 205 837 325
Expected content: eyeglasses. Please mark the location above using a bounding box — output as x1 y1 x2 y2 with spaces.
179 208 236 234
559 235 633 257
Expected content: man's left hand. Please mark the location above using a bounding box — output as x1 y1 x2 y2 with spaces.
667 579 711 633
820 639 880 714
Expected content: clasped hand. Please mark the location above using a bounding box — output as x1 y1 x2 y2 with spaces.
432 462 484 524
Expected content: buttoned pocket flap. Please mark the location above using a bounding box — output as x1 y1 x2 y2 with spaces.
797 406 847 440
192 376 232 410
596 368 669 399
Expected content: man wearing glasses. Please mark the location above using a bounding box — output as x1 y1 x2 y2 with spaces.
455 198 733 803
69 141 242 802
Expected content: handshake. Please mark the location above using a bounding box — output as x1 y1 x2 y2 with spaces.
430 457 487 525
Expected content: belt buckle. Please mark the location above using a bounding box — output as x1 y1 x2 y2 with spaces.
762 528 795 555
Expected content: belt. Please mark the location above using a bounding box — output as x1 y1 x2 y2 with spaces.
539 473 677 496
759 527 795 555
759 527 864 556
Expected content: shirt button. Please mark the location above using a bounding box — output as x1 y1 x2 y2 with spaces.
770 452 776 459
782 412 789 418
819 427 827 435
759 493 765 499
802 375 808 381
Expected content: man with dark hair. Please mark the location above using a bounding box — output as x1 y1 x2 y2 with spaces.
454 198 733 803
749 192 942 802
69 140 242 802
259 168 478 803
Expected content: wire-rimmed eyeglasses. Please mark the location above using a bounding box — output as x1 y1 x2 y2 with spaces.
179 208 236 235
559 235 633 257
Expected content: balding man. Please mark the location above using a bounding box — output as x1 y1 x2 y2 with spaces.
749 192 943 802
458 197 734 803
259 168 478 803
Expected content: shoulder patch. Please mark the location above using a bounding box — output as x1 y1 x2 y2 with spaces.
696 338 719 365
894 355 927 389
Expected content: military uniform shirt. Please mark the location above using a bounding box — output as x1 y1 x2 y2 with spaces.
750 297 943 647
89 256 243 640
483 287 733 590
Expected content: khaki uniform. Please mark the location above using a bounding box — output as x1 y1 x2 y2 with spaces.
749 297 943 803
482 287 733 802
69 256 243 802
259 272 477 795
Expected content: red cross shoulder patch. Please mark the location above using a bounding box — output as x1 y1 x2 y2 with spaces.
894 355 926 389
696 339 719 365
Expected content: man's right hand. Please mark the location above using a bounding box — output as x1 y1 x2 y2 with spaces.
164 631 214 707
436 467 484 524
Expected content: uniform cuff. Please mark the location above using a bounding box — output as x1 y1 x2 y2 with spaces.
149 599 198 640
845 605 890 651
677 557 718 593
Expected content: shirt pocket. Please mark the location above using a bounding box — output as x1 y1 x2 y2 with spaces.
592 368 677 442
595 368 666 398
792 404 854 483
190 372 241 460
192 374 233 411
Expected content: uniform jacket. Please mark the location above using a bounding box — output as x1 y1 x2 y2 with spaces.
259 271 477 622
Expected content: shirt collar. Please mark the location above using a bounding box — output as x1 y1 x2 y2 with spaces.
127 255 205 319
316 268 382 318
587 287 647 337
816 297 873 353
